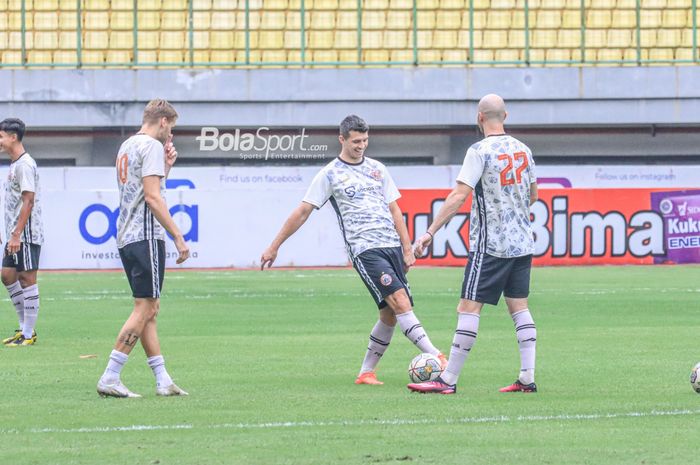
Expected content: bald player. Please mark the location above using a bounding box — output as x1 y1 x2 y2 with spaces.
407 94 539 395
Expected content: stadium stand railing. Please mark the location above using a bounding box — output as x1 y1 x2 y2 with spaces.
0 0 697 68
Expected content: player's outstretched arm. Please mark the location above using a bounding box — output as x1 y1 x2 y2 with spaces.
388 201 415 272
414 182 472 257
143 175 190 264
260 202 315 270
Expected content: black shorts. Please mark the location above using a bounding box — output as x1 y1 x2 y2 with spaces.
461 252 532 306
2 243 41 272
353 247 414 309
119 239 165 299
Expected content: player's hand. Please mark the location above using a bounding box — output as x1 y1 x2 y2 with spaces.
174 235 190 264
260 247 278 270
165 135 178 167
7 233 20 255
403 249 416 273
413 232 433 258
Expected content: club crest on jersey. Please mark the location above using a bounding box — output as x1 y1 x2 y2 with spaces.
380 273 393 286
369 170 382 181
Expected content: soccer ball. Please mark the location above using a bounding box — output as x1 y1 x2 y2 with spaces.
690 363 700 393
408 353 443 383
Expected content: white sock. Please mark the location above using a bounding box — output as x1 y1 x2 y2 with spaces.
147 355 174 388
441 313 480 386
6 281 24 332
102 350 128 384
511 309 537 384
21 284 39 339
359 320 394 374
396 311 439 356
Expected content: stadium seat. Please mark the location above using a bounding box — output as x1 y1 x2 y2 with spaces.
361 30 383 48
442 49 468 62
640 9 662 28
472 49 494 62
661 9 689 28
312 0 338 8
363 49 390 63
81 50 105 64
286 12 310 29
615 0 636 6
611 9 636 28
137 31 160 48
585 29 607 48
675 47 694 61
640 0 666 7
607 29 632 47
259 30 283 48
432 30 457 48
386 11 411 30
83 0 108 9
639 29 657 46
312 49 338 63
210 50 236 63
389 49 414 63
587 9 612 28
383 30 408 48
83 31 109 49
58 12 76 30
364 0 389 9
34 31 57 49
163 0 188 8
416 29 432 48
546 48 572 63
537 10 562 29
436 11 461 29
58 31 77 49
310 30 334 48
539 0 566 7
110 0 134 9
311 11 335 29
53 50 77 63
261 11 286 29
105 50 132 64
211 0 236 7
263 0 288 9
457 29 483 48
648 47 674 61
495 48 520 63
8 31 32 48
389 0 413 8
334 30 357 48
362 11 385 29
483 29 509 48
162 12 188 30
562 9 581 28
532 30 557 48
192 12 211 29
27 50 53 64
160 31 186 49
192 30 210 48
34 12 58 30
440 0 464 8
137 12 160 30
336 11 357 29
486 10 511 29
139 0 162 9
233 30 259 48
417 49 441 63
557 29 581 48
510 11 536 28
681 28 695 47
0 32 7 49
416 0 438 8
490 0 515 8
235 12 261 29
192 0 213 8
283 30 305 48
211 12 236 30
84 12 109 30
656 29 681 47
416 11 436 29
110 31 134 49
110 12 134 31
35 0 58 10
1 51 23 65
597 48 623 62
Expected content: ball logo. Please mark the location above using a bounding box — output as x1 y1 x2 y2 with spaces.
380 273 393 286
79 178 199 245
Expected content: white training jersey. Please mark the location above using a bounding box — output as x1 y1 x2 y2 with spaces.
303 156 402 259
456 134 536 258
115 134 166 248
4 152 44 245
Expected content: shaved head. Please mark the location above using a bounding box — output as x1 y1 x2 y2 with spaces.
478 94 506 122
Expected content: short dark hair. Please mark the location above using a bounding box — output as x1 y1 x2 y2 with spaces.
339 115 369 138
0 118 26 141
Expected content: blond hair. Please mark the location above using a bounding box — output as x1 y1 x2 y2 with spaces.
142 99 178 124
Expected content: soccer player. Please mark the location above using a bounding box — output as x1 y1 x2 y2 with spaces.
0 118 43 347
96 99 190 398
260 115 446 385
408 94 539 394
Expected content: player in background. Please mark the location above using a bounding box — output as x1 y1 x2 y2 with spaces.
96 99 190 398
0 118 43 347
261 115 447 385
408 94 539 394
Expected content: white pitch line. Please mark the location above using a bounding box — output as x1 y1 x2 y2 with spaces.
4 408 700 435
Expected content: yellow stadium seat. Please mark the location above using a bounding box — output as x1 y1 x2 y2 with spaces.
209 50 234 63
162 0 188 8
261 50 287 63
443 49 468 62
110 0 133 9
681 28 695 47
510 11 536 28
211 12 236 29
472 49 494 62
506 28 525 48
8 31 32 48
539 0 566 7
190 50 208 63
0 14 7 31
562 9 581 28
192 0 212 8
81 50 105 64
494 49 520 63
84 12 109 30
192 12 211 29
191 30 209 48
589 0 612 7
310 30 334 48
233 30 258 48
83 0 108 9
285 12 310 29
261 11 286 29
584 29 606 47
162 12 187 30
106 50 132 64
312 50 338 63
312 0 338 8
311 11 335 29
640 10 662 28
110 12 133 30
471 11 488 28
57 12 76 30
662 9 688 28
483 29 508 48
416 0 438 8
139 0 162 9
235 11 261 29
416 11 435 29
666 0 689 6
283 30 305 48
546 48 572 62
639 29 656 46
337 49 359 63
83 31 108 49
137 31 160 48
516 0 539 7
7 0 32 9
361 30 383 48
532 30 557 47
363 49 390 63
263 0 288 9
58 31 77 49
457 29 483 48
57 0 76 9
35 0 58 10
675 48 693 61
656 29 681 47
432 30 457 48
615 0 636 6
362 11 385 29
133 51 157 64
473 0 490 7
110 31 133 49
137 12 160 30
440 0 464 8
417 49 441 63
607 29 632 47
384 30 407 48
611 9 636 28
436 11 461 29
597 48 623 62
486 10 511 29
27 51 53 65
334 30 357 48
259 30 283 48
648 48 674 61
640 0 666 7
34 31 57 49
416 30 432 48
389 50 414 64
159 50 184 64
287 0 313 8
364 0 389 9
160 31 186 49
336 11 357 29
571 48 597 61
0 32 8 49
34 12 58 30
587 9 611 28
490 0 514 8
1 51 23 65
338 0 357 8
386 11 410 29
389 0 413 8
537 10 561 28
53 51 77 63
557 29 581 47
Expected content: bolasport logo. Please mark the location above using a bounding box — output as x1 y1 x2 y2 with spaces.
196 127 329 161
78 178 199 245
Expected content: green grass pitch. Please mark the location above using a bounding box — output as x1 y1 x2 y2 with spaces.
0 265 698 465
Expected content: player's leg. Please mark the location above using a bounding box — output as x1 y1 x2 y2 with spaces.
500 255 537 393
1 262 24 345
356 306 395 385
384 289 443 360
4 244 40 347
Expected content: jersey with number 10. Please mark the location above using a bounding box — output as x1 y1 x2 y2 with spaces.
456 134 536 258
